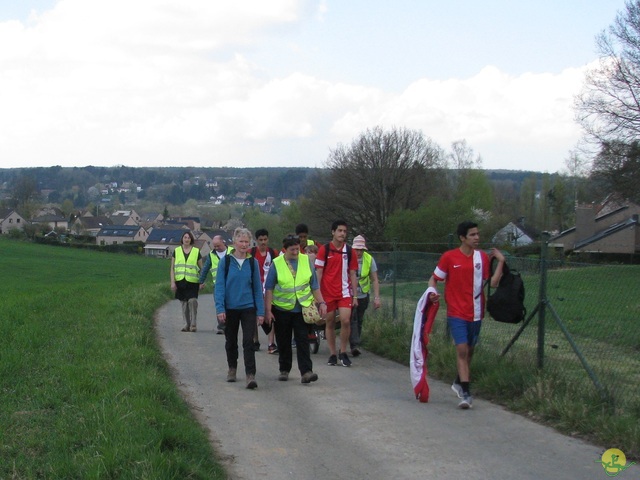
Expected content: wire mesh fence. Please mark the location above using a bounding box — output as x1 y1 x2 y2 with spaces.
372 244 640 413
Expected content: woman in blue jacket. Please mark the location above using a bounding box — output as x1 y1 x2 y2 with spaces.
215 227 265 389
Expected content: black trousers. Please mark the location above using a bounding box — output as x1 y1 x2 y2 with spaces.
273 307 313 375
224 308 257 375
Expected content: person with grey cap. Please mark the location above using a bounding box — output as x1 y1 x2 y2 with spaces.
350 235 381 356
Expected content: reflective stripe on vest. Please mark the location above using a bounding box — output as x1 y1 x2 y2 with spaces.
209 246 233 285
272 254 314 310
359 251 373 294
174 247 200 283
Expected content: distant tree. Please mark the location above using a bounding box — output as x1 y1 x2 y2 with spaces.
11 175 38 210
592 141 640 202
304 126 446 242
575 1 640 146
575 0 640 194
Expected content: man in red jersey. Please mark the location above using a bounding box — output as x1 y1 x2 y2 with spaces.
250 228 279 353
315 220 359 367
428 221 505 409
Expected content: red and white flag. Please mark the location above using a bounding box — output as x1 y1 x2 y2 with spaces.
410 287 439 403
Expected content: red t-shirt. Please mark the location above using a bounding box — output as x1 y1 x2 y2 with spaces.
433 248 490 322
315 242 358 301
251 247 277 285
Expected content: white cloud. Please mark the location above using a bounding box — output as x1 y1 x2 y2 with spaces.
0 0 592 172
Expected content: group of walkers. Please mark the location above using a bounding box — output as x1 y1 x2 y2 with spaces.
171 218 505 409
170 220 382 390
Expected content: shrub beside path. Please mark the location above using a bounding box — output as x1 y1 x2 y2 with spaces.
155 295 632 480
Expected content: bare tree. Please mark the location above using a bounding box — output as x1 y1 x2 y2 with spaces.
575 1 640 146
592 141 640 202
303 126 445 242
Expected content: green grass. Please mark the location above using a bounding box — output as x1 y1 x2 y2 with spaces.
372 266 640 460
0 238 225 479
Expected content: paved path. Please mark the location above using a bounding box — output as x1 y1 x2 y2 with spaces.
155 296 633 480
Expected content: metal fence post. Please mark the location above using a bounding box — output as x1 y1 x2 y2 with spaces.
392 238 398 321
537 232 549 369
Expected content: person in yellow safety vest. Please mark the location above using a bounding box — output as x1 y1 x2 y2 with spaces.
264 234 327 384
171 231 203 332
349 235 381 357
198 235 234 334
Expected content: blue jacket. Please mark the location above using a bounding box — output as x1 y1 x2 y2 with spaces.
214 255 264 316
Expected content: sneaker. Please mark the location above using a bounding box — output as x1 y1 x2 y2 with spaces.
246 375 257 389
253 342 261 352
268 343 278 354
351 348 361 357
190 326 197 332
339 352 352 367
278 371 289 381
327 354 338 366
301 371 319 384
451 381 464 399
216 327 225 335
458 393 473 409
226 368 237 382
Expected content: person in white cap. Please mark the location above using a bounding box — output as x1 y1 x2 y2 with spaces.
350 234 381 356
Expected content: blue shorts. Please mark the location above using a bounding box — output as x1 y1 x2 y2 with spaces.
448 317 482 346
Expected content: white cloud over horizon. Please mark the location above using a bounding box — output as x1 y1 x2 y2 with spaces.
0 0 610 172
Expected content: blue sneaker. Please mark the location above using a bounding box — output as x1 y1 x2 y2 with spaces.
458 393 473 409
451 381 463 399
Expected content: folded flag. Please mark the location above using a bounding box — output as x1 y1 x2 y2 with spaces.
410 287 439 403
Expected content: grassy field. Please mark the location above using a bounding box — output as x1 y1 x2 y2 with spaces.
374 264 640 459
0 238 224 479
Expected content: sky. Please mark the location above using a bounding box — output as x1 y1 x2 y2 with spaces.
0 0 628 172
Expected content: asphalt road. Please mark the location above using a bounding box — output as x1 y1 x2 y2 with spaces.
155 295 633 480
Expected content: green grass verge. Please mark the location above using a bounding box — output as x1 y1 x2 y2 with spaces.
373 267 640 460
0 238 225 479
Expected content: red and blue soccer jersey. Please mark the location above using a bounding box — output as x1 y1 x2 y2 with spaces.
433 248 490 322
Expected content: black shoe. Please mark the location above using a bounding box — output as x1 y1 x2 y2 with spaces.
253 342 261 352
351 348 361 357
327 354 337 366
339 352 352 367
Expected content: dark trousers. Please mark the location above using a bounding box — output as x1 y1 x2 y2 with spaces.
224 308 257 375
273 308 313 375
350 294 370 349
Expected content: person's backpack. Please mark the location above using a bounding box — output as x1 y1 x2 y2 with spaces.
323 242 353 265
250 246 278 260
486 260 526 324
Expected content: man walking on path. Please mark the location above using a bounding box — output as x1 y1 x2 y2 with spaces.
350 234 381 356
199 235 232 334
315 220 359 367
250 228 279 353
428 221 505 409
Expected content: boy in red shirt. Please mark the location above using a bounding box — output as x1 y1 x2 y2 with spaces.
428 221 505 409
251 228 279 353
315 220 359 367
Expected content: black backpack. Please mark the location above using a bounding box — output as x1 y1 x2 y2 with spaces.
486 260 526 324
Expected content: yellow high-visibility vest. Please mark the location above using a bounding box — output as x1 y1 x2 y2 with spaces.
272 254 314 310
174 247 200 283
